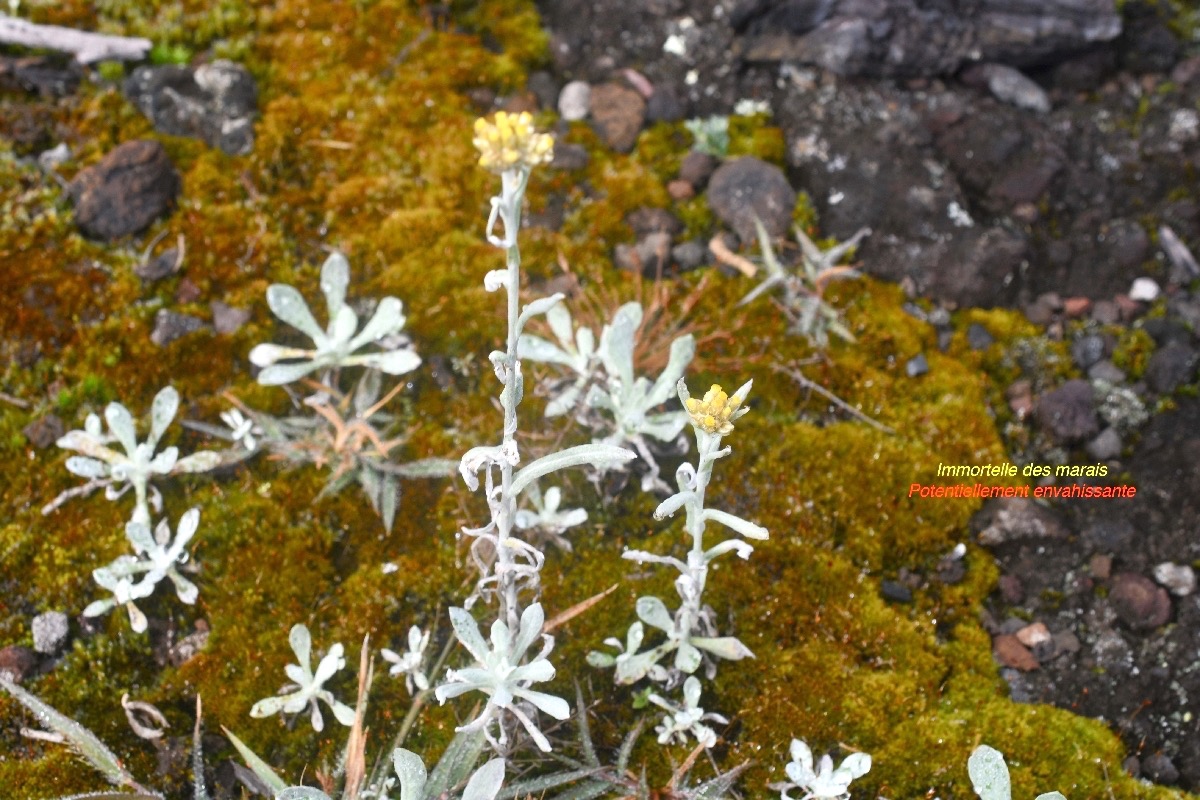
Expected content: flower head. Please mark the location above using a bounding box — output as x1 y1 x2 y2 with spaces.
250 623 355 732
647 676 728 749
680 380 752 436
473 112 554 174
82 558 160 633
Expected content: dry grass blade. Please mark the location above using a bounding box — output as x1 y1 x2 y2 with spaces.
343 634 374 800
707 235 757 277
543 584 619 633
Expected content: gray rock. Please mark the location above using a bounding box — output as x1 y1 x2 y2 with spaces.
124 60 257 155
614 232 672 275
906 354 929 377
1142 754 1180 786
526 71 559 111
735 0 1121 78
626 207 683 237
671 240 708 271
645 86 683 123
973 497 1068 545
1083 517 1135 550
1145 341 1199 394
1152 562 1196 597
1087 360 1126 384
151 309 208 347
549 143 589 171
1085 427 1122 461
1072 333 1106 370
31 611 69 655
678 151 716 188
707 156 796 244
211 301 251 335
589 82 645 152
1035 379 1099 443
557 80 591 121
880 580 913 603
965 63 1051 113
68 140 180 241
967 323 994 350
135 248 182 283
22 414 64 449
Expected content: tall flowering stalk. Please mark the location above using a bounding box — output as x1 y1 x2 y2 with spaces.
436 112 635 752
590 380 768 706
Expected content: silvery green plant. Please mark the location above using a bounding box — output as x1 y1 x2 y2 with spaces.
519 300 695 492
772 739 872 800
82 507 203 633
249 251 420 386
436 112 635 754
210 253 453 531
514 481 588 552
589 380 766 686
381 624 431 695
250 623 356 732
45 385 221 525
647 676 727 749
685 115 730 157
968 745 1067 800
739 216 870 347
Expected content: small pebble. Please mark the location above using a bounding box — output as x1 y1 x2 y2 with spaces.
151 309 208 347
1129 276 1161 302
906 354 929 377
1063 296 1092 318
1051 629 1081 657
557 80 590 121
1124 755 1141 778
22 414 64 449
670 240 707 271
998 573 1025 603
1015 621 1052 648
1087 360 1126 384
0 645 38 683
880 580 913 603
211 301 251 335
993 634 1039 671
1071 333 1106 369
1089 553 1113 579
1091 299 1120 324
31 611 69 655
967 323 994 350
1152 562 1196 597
667 179 694 200
1085 427 1122 461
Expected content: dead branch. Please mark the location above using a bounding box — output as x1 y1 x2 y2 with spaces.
0 14 151 64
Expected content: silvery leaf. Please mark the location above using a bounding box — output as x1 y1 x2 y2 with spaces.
544 383 582 418
104 402 138 456
447 607 490 665
266 284 325 342
331 305 359 346
65 456 110 479
645 335 695 408
147 386 179 450
390 458 458 478
358 348 421 376
576 326 595 359
173 451 222 474
392 749 428 800
674 641 702 673
124 521 156 554
511 443 635 496
546 302 573 348
517 334 574 367
320 251 350 319
248 343 309 367
349 297 406 351
484 269 508 292
279 788 333 800
599 302 641 389
690 636 753 661
289 624 312 669
462 759 506 800
639 413 688 442
653 491 693 520
615 647 667 685
517 293 564 332
635 597 674 633
967 746 1011 800
257 360 322 386
703 509 768 540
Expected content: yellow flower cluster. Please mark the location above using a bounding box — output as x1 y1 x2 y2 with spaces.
472 111 554 174
685 384 745 436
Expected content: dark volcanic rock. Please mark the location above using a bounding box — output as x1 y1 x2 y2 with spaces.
124 60 258 156
1108 572 1172 631
68 140 180 241
151 309 208 347
1144 341 1199 394
707 156 796 244
0 645 38 683
1036 379 1099 443
22 413 64 449
0 55 82 98
734 0 1122 78
973 497 1068 545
